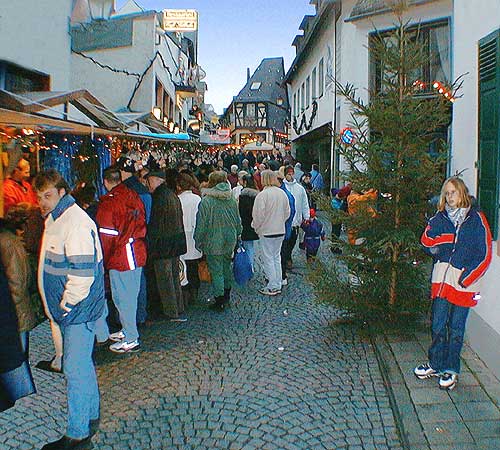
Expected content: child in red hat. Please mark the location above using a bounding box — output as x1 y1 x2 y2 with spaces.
301 208 326 262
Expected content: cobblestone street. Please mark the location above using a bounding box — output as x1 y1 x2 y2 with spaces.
1 244 401 450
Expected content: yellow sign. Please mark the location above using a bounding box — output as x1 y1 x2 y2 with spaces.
162 10 198 32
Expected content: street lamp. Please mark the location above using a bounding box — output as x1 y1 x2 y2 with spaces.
152 106 162 121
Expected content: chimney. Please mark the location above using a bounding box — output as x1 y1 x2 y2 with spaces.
247 68 250 82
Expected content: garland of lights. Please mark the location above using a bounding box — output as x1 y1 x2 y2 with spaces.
293 100 318 135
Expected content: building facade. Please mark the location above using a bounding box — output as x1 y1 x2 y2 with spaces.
221 58 290 150
288 0 500 377
70 0 205 134
450 0 500 378
285 0 338 181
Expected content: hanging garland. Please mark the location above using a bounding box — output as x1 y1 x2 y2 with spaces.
293 100 318 135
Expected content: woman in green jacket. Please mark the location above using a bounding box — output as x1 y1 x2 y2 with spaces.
194 171 242 310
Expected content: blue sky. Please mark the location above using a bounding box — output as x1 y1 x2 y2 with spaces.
116 0 316 113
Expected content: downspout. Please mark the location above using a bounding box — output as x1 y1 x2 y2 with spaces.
330 4 338 191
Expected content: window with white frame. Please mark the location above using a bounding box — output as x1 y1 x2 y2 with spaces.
306 76 310 108
318 58 324 97
301 82 305 111
312 67 317 99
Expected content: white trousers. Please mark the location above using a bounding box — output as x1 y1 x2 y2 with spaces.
260 235 284 291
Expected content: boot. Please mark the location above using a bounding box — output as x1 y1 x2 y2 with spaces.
223 288 231 305
209 295 225 311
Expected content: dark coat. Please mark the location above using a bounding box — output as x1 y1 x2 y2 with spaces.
239 188 259 241
149 184 187 260
0 225 39 332
0 258 36 412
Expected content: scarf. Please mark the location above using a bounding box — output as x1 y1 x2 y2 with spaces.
445 204 469 229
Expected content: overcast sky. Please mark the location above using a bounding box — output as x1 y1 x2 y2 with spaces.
115 0 316 113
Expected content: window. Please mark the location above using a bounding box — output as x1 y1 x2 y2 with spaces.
250 82 261 90
312 67 317 99
301 82 305 111
370 20 450 94
318 58 324 97
293 93 297 117
1 62 50 93
477 29 500 240
246 103 255 117
306 76 311 108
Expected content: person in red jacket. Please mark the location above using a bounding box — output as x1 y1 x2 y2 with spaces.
3 158 38 213
96 166 147 353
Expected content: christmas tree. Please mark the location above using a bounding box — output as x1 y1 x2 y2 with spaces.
310 5 459 322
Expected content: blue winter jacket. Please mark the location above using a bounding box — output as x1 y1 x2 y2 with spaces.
421 206 492 307
280 183 296 240
38 195 105 326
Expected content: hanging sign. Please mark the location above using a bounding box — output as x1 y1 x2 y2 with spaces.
162 10 198 32
340 127 356 145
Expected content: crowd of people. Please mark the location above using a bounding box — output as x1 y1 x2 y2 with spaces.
0 150 328 449
1 148 492 448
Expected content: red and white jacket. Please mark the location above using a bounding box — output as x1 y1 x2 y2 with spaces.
421 207 492 307
96 183 147 272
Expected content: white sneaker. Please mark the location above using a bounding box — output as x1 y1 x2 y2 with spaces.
281 278 288 286
109 339 140 353
439 372 458 390
109 331 125 342
259 288 281 296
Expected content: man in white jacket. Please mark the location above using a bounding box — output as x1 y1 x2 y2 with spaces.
283 165 310 268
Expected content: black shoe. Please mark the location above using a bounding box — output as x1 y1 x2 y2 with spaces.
41 435 93 449
35 357 63 374
223 288 231 305
209 295 225 311
89 418 100 437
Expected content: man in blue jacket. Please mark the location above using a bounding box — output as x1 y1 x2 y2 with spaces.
34 169 105 450
277 167 296 286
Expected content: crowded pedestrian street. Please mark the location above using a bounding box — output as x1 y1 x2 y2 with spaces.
0 242 402 449
2 1 500 449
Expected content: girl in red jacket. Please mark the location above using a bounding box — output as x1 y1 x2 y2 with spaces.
414 177 492 390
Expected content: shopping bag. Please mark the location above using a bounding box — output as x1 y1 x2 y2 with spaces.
233 243 253 286
179 257 188 287
198 259 211 283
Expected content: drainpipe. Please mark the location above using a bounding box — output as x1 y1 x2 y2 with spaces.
329 5 338 191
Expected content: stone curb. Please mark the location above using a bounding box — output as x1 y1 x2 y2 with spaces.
371 334 427 450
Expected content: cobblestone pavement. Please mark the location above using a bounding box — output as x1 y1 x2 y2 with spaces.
0 241 402 450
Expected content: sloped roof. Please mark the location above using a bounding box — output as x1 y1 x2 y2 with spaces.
347 0 438 22
233 57 289 131
0 89 125 129
234 58 288 105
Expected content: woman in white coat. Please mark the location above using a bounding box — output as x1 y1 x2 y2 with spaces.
178 172 203 306
252 170 290 296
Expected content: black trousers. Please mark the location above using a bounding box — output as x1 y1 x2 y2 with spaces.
280 227 298 279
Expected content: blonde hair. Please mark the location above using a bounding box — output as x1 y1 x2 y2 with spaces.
437 177 471 211
207 170 227 188
261 170 279 187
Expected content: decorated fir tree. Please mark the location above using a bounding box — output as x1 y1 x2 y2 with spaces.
310 7 459 321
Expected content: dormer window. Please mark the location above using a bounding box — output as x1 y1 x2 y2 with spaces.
250 82 261 90
277 97 284 106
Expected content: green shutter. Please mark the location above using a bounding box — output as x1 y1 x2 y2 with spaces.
478 29 500 240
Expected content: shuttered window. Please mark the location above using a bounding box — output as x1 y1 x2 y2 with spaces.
478 29 500 240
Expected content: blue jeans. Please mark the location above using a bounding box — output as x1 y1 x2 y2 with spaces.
136 269 148 324
109 267 142 343
62 321 100 439
242 240 256 271
428 297 470 375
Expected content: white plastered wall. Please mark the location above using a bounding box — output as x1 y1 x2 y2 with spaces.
0 0 72 90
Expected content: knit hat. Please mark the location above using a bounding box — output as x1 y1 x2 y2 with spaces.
309 208 316 218
337 184 352 199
